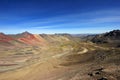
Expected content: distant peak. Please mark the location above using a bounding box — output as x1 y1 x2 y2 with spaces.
0 32 5 35
22 31 30 34
21 31 32 35
91 29 120 44
104 29 120 37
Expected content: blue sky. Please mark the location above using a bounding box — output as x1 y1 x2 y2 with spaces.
0 0 120 34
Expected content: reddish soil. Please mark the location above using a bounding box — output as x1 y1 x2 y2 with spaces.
17 32 44 45
0 33 14 42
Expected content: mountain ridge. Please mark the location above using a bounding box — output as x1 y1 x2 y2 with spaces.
0 32 74 47
91 30 120 43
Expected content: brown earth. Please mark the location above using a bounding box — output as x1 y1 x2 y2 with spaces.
0 31 119 80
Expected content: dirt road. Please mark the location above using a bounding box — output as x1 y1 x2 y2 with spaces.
77 47 88 54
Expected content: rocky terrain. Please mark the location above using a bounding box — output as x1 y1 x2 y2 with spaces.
0 30 119 80
91 30 120 47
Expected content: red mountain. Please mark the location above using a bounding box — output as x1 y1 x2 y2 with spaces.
17 31 45 45
0 33 14 42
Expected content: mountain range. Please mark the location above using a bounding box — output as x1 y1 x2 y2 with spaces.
0 30 120 80
0 31 74 49
0 30 120 48
90 30 120 47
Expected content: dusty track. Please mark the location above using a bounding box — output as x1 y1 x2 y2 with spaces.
77 47 88 54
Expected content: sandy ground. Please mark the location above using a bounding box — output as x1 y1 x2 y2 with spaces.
0 43 119 80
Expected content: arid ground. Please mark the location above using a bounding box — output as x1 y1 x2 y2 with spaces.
0 31 120 80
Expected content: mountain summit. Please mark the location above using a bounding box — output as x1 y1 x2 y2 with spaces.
91 30 120 46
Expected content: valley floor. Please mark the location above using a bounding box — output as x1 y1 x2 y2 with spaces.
0 42 120 80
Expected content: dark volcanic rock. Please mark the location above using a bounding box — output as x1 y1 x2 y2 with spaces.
91 30 120 44
97 77 107 80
